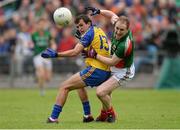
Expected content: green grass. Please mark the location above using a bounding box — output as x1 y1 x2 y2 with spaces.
0 88 180 129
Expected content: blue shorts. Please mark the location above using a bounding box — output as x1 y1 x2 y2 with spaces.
80 66 111 87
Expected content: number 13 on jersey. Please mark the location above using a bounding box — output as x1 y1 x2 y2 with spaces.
99 35 109 51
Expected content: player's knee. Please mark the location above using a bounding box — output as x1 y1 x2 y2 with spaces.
59 86 69 93
59 85 72 93
45 76 51 82
96 89 105 98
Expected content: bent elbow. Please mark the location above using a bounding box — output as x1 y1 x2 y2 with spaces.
110 63 117 66
106 61 116 66
71 51 79 57
110 61 119 66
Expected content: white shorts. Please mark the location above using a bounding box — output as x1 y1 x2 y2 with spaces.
33 54 52 70
110 63 135 86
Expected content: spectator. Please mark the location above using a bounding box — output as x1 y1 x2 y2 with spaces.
57 27 76 52
135 33 160 73
18 0 32 19
0 35 10 55
15 18 33 76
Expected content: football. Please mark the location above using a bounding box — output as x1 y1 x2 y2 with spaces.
53 7 72 26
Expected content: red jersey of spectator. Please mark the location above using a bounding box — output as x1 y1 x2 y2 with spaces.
57 27 76 52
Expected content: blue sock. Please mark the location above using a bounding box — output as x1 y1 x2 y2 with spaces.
82 101 91 115
50 104 62 119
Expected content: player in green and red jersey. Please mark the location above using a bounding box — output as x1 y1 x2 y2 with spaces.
31 18 56 96
85 7 135 122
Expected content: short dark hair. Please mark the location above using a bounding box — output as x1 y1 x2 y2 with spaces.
75 14 92 25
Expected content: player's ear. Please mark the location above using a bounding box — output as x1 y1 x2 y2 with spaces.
88 21 92 26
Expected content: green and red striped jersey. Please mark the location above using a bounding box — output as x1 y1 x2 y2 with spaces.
110 30 134 68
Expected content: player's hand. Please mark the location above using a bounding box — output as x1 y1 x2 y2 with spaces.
81 50 88 58
88 47 97 59
82 48 97 59
85 7 100 16
74 30 81 39
41 48 58 58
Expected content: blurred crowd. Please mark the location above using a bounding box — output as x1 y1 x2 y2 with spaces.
0 0 179 74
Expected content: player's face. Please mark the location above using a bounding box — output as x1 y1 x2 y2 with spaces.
76 19 90 34
114 21 128 40
37 20 45 32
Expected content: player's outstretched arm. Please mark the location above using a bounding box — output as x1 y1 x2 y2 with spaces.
85 7 119 25
41 43 84 58
85 47 121 66
96 54 121 66
57 43 84 57
100 10 118 19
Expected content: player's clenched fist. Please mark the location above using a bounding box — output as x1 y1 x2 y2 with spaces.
85 7 100 16
82 47 97 59
88 48 97 59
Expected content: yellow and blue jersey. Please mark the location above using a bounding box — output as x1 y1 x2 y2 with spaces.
80 26 110 71
79 25 111 87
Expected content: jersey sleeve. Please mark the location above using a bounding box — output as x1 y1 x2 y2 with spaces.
114 44 125 58
80 26 94 48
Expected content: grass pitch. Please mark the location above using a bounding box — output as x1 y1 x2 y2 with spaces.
0 88 180 129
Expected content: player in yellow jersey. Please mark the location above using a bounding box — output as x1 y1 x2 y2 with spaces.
41 14 111 123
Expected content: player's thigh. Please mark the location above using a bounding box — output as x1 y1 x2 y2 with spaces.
43 58 52 71
60 72 86 91
34 66 45 77
33 55 44 74
96 76 119 96
41 58 52 78
44 68 52 80
33 54 42 67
